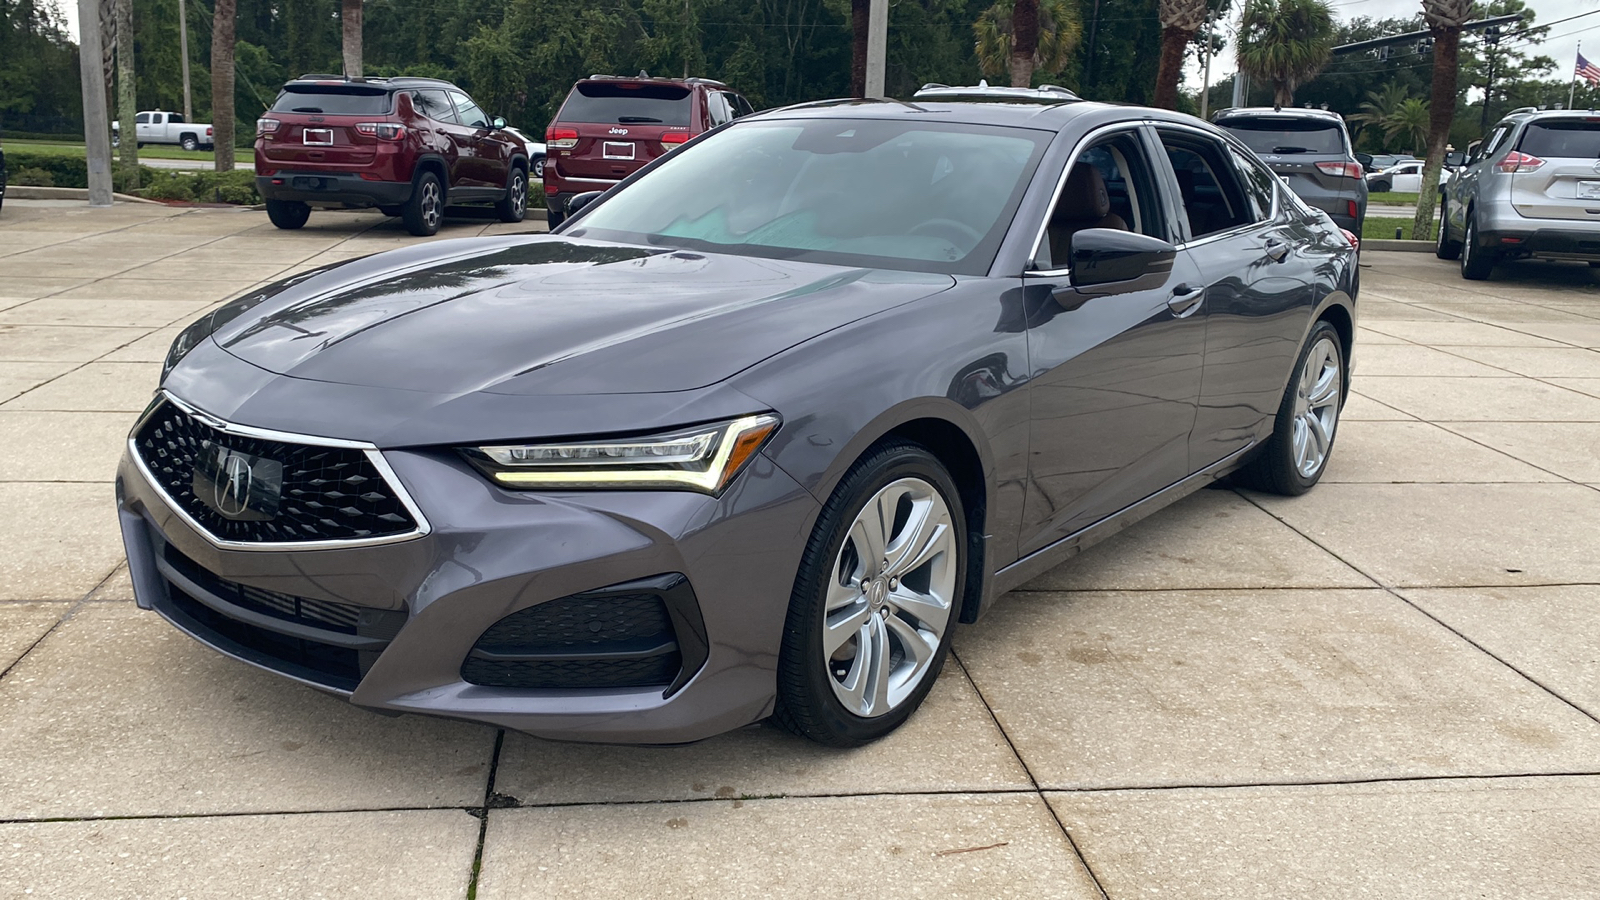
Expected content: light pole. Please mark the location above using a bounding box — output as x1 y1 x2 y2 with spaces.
76 0 114 206
179 0 193 122
864 0 887 98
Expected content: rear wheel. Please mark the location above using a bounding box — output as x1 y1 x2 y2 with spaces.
402 172 443 237
1460 213 1494 280
773 442 965 747
495 166 527 223
1234 321 1343 496
1435 196 1461 260
1369 180 1391 193
264 199 311 230
180 135 199 151
546 207 565 230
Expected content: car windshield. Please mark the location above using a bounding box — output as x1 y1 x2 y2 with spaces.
1220 118 1345 155
569 119 1050 275
1519 119 1600 158
559 82 693 126
269 88 392 115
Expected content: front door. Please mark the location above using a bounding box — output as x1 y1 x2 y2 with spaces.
1019 126 1207 556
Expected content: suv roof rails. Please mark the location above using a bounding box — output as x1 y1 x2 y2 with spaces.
585 73 729 88
911 79 1080 101
290 74 456 87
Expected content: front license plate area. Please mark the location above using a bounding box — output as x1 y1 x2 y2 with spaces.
602 142 636 160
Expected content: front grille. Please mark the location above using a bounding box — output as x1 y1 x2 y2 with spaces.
461 575 704 692
133 398 418 544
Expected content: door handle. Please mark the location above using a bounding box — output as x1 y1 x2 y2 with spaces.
1168 283 1205 317
1264 238 1290 262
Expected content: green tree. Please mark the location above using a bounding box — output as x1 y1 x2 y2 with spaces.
1384 96 1430 151
1236 0 1336 108
974 0 1079 86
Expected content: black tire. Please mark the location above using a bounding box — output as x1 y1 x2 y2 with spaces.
1435 196 1461 260
180 135 199 151
1233 320 1344 496
135 142 145 149
377 205 401 218
495 165 528 223
1370 180 1391 193
264 199 311 230
1460 212 1494 280
545 208 565 230
772 441 966 747
402 171 444 237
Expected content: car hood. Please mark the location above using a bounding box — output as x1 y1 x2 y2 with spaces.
212 235 954 396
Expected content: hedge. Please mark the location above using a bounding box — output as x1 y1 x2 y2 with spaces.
4 150 259 203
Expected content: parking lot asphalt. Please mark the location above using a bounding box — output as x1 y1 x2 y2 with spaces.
2 200 1599 898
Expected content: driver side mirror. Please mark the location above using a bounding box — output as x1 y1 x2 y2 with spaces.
1444 150 1466 168
491 116 507 130
1069 229 1177 290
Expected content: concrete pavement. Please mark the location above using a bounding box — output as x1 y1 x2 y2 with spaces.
2 199 1599 898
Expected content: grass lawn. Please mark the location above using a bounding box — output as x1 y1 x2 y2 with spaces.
8 138 218 162
1368 191 1420 206
1364 215 1438 242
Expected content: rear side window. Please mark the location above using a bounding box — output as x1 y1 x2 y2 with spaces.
1219 118 1346 155
1519 120 1600 159
269 88 392 116
1229 146 1278 221
1158 130 1256 239
558 82 693 126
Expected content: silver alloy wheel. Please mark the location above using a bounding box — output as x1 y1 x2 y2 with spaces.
824 477 957 718
421 181 442 229
533 158 545 179
1291 336 1341 478
1462 218 1475 273
511 171 526 216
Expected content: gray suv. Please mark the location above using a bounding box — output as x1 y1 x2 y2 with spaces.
1214 107 1366 232
1438 108 1600 279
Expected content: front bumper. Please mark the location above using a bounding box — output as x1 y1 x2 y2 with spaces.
256 172 413 207
116 409 819 744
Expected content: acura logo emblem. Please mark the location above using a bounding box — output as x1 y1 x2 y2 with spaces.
214 452 253 516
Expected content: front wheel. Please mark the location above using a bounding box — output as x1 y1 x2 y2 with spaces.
495 166 527 223
264 199 311 230
773 442 965 746
1435 196 1461 260
1369 180 1390 193
402 172 443 236
1461 213 1494 280
532 157 545 180
1234 321 1344 496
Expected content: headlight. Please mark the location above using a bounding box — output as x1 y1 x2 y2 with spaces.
462 415 781 494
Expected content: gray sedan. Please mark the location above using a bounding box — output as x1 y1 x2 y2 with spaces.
117 95 1358 746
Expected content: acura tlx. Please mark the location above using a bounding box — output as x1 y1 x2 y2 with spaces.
117 89 1357 746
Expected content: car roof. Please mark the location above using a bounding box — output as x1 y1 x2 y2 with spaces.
578 74 728 89
1213 106 1347 124
282 75 461 92
1498 107 1600 125
746 97 1213 133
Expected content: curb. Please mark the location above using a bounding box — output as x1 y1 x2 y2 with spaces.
1363 239 1434 252
7 185 165 205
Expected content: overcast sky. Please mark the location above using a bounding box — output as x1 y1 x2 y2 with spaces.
57 0 1600 91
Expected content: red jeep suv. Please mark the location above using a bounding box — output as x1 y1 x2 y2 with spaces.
543 75 754 228
256 75 530 236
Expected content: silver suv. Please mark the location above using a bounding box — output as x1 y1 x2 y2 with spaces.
1440 108 1600 279
1214 107 1366 232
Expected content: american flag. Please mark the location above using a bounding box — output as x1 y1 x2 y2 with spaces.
1579 53 1600 86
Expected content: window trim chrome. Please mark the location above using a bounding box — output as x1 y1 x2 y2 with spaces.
129 391 432 552
1025 122 1158 272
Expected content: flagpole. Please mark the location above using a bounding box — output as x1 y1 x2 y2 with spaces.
1571 41 1580 110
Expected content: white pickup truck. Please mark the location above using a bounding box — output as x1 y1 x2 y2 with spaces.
112 111 215 151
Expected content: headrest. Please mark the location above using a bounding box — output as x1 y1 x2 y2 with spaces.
1053 163 1111 223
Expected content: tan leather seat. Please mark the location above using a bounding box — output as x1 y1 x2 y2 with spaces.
1047 163 1129 265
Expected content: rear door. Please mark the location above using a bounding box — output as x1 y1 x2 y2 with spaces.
552 81 693 185
1508 117 1600 221
258 84 389 172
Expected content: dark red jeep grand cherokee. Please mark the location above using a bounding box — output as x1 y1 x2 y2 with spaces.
256 75 529 236
543 75 754 228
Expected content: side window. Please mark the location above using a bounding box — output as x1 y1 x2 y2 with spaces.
412 90 457 123
731 94 755 117
1158 130 1254 240
135 113 151 124
449 91 490 129
707 92 733 127
1034 130 1166 270
1229 146 1278 221
170 113 185 123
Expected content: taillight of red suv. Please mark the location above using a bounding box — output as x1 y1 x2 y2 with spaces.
547 127 578 149
354 122 407 141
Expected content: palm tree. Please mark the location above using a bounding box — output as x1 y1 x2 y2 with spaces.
342 0 364 78
115 0 138 186
1349 82 1410 146
211 0 236 172
1236 0 1336 108
974 0 1081 87
1154 0 1209 110
1385 96 1431 152
1412 0 1473 237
